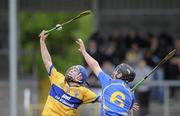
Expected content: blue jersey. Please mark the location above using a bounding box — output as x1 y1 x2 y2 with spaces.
98 71 135 116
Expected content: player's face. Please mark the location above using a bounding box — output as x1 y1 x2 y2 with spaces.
68 66 79 78
112 71 122 79
112 71 117 79
67 66 83 82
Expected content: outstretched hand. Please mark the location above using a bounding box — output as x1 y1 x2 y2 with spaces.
132 103 139 112
76 38 86 53
39 30 48 41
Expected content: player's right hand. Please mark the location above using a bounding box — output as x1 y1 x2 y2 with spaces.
132 103 139 112
39 30 48 41
76 38 86 53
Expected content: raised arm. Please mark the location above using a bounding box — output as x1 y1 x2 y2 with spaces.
76 38 102 76
130 109 133 116
39 30 52 72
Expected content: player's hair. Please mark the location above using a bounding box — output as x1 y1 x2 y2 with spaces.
112 63 136 82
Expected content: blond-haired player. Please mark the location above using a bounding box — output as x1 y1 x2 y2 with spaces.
39 30 101 116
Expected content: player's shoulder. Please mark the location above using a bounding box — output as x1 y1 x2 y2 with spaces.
78 86 93 93
78 86 88 91
51 66 65 78
51 71 65 84
49 65 62 74
98 71 112 79
111 79 125 85
98 71 108 76
57 71 65 78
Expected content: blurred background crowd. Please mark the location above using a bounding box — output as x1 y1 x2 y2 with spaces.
87 29 179 86
86 29 180 116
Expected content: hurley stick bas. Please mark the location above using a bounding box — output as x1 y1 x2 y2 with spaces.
131 49 176 92
45 10 92 35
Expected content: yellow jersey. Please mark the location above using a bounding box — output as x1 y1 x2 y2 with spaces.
42 65 99 116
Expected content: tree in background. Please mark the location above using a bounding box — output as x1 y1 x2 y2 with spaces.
20 12 93 103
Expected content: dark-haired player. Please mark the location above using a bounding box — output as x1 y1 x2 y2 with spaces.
77 38 137 116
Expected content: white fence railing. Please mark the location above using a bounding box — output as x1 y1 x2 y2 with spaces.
147 81 180 116
21 80 180 116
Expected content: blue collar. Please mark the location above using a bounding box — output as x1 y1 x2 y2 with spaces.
111 79 130 88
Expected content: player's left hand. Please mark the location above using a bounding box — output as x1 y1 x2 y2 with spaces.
76 38 86 53
132 103 139 112
39 30 48 41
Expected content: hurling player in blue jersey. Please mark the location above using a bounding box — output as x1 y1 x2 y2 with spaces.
76 38 138 116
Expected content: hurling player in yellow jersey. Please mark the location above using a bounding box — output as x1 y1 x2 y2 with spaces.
39 30 101 116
